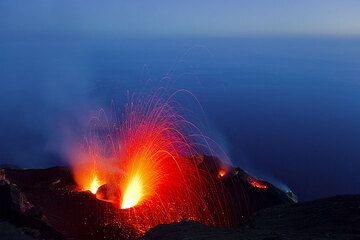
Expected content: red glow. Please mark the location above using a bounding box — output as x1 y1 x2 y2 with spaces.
218 169 226 178
89 175 101 194
67 93 232 232
247 177 268 189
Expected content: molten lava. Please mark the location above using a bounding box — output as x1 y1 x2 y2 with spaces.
68 92 235 232
218 169 226 178
89 176 101 194
247 177 268 189
121 175 143 209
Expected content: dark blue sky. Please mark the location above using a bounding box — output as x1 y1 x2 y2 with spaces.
1 1 360 200
1 0 360 37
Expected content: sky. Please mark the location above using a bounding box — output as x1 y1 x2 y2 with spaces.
1 0 360 37
1 1 360 200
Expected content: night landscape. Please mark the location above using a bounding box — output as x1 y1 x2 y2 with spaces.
0 1 360 239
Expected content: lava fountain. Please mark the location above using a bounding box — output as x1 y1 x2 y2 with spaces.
121 175 143 209
67 91 234 232
89 175 101 194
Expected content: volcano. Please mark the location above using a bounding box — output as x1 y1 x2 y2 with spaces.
0 155 295 240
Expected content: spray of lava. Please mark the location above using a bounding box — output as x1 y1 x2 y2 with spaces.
68 92 233 232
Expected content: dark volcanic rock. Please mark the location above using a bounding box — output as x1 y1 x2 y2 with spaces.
0 167 139 240
0 219 35 240
2 164 358 240
0 180 33 216
142 220 238 240
0 157 296 239
0 171 63 239
142 195 360 240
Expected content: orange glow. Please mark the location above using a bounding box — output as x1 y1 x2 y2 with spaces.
89 176 101 194
218 169 226 178
247 177 268 189
69 158 106 197
121 175 143 209
67 93 232 233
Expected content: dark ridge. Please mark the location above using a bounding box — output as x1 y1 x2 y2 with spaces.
0 157 299 239
142 195 360 240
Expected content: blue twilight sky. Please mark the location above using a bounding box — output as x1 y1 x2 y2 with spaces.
1 1 360 201
1 0 360 37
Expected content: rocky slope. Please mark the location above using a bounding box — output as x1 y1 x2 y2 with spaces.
1 166 359 239
142 195 360 240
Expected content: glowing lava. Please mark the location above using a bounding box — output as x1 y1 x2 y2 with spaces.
89 176 101 194
247 177 268 189
68 92 234 232
121 175 143 209
218 169 226 178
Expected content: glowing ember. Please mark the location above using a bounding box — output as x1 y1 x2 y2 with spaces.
89 176 101 194
218 169 226 178
247 177 268 189
121 175 143 209
67 92 237 232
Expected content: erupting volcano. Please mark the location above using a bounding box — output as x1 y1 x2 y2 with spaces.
0 91 296 239
66 92 295 234
67 92 226 232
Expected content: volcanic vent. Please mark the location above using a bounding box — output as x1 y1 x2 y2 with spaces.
66 92 296 234
0 92 296 239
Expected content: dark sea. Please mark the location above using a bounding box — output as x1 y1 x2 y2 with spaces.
1 35 360 200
